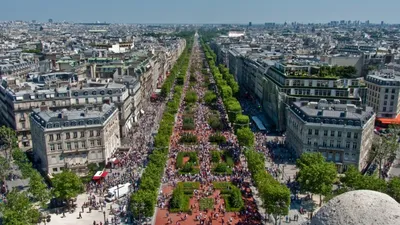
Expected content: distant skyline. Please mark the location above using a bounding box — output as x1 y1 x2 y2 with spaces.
1 0 399 24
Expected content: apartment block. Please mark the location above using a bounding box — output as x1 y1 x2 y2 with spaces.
365 71 400 122
30 104 120 176
286 100 375 171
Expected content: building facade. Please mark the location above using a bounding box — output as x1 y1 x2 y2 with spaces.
286 100 375 172
365 71 400 119
0 78 131 148
30 104 120 176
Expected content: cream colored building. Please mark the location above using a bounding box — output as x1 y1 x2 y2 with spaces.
30 104 120 176
286 100 375 172
365 71 400 119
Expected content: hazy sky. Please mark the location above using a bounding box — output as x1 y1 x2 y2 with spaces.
1 0 399 24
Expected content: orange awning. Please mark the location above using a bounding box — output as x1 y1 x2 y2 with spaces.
376 114 400 125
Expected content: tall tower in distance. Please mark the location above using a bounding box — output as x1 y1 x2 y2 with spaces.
48 18 53 23
248 22 252 26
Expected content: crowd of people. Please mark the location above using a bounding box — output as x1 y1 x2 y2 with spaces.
157 42 263 225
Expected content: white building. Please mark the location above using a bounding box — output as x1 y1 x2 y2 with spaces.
286 100 375 172
30 104 120 176
365 71 400 120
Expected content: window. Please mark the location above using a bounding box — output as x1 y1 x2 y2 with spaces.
66 142 71 150
392 89 396 94
328 152 333 160
385 88 389 93
73 132 78 138
97 140 102 145
49 134 54 141
81 141 86 148
330 140 334 147
383 107 386 112
21 122 26 129
344 153 349 160
390 101 394 106
74 142 79 149
330 131 335 137
391 95 395 100
384 101 387 105
90 130 94 137
90 140 95 147
96 130 101 136
346 142 350 148
323 140 327 147
80 131 85 138
384 95 388 99
57 143 62 150
338 131 342 137
66 133 70 139
50 144 55 151
56 133 61 140
324 130 328 136
307 138 311 145
85 98 89 104
347 132 351 138
53 168 58 172
314 141 318 147
315 129 319 135
337 141 341 148
354 133 358 139
353 142 358 149
308 129 312 135
117 96 121 102
335 153 340 162
75 99 79 104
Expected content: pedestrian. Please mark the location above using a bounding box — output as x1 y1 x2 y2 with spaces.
78 212 82 219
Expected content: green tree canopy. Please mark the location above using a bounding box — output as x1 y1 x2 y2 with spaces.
0 126 18 160
296 152 326 170
296 153 337 205
236 127 254 147
52 170 83 205
28 171 50 207
387 177 400 203
0 190 40 225
0 155 10 181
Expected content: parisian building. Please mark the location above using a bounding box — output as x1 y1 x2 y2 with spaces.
30 104 120 176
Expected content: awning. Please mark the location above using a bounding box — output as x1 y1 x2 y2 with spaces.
93 171 108 180
376 114 400 125
251 116 266 131
110 158 120 164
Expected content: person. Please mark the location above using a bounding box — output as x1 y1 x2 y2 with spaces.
78 212 82 219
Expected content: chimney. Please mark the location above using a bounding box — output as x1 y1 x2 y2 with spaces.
40 105 49 112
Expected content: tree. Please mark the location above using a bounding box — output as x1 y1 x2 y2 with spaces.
297 153 337 206
296 152 326 170
204 91 217 106
0 155 10 182
236 127 254 147
372 127 399 179
0 126 17 160
131 190 157 218
28 171 50 207
52 170 83 207
0 189 40 225
262 185 291 225
387 177 400 203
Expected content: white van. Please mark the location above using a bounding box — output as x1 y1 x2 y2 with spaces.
105 183 131 202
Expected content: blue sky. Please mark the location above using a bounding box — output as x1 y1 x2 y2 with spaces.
1 0 399 24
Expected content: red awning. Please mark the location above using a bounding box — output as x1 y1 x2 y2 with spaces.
93 171 108 180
